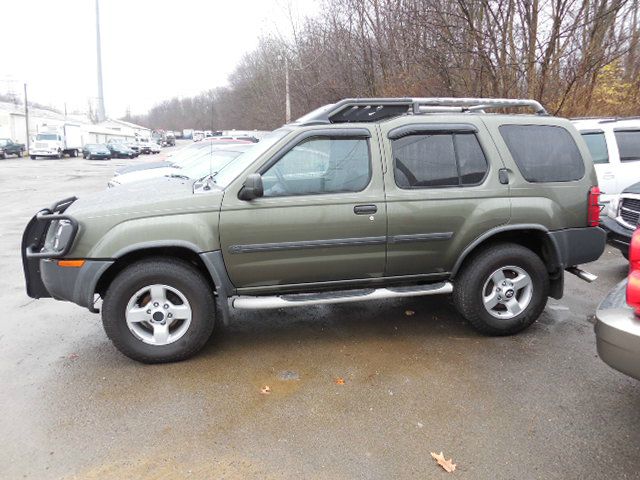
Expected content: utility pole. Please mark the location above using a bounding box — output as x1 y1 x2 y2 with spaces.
24 83 30 153
284 56 291 123
95 0 106 122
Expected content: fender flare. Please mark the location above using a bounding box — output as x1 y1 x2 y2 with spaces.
450 224 559 277
101 242 235 324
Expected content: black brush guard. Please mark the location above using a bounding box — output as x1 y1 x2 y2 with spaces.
21 197 79 298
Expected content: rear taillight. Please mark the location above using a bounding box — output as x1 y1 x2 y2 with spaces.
588 186 601 227
626 229 640 315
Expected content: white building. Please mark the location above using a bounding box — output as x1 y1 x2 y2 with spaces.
0 101 151 145
97 119 151 141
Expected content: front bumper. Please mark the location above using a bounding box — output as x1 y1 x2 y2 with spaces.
599 215 632 256
30 149 58 156
40 258 113 311
21 197 113 312
595 279 640 380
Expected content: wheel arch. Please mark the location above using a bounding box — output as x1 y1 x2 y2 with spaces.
451 224 564 299
93 244 234 323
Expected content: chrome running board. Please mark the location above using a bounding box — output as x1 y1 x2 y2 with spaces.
566 267 598 283
231 282 453 310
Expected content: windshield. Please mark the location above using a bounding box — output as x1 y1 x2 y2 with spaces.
36 133 58 141
0 139 8 146
212 130 289 188
173 149 247 179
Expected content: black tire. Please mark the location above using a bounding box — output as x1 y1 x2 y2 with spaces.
453 243 549 336
57 150 63 159
102 258 216 363
30 155 36 160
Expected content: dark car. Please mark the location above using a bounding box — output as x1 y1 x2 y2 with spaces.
595 228 640 380
0 138 25 158
82 144 111 160
107 143 136 159
599 182 640 258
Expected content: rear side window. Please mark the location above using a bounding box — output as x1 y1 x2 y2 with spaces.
614 130 640 162
581 132 609 164
392 133 488 188
499 125 585 182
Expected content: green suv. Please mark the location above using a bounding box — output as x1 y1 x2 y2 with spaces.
22 97 606 363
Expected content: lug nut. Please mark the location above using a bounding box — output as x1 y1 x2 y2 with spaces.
163 304 169 309
168 313 173 318
146 309 151 314
153 302 159 307
497 295 502 300
502 281 507 286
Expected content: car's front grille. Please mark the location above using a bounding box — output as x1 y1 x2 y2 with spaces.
619 197 640 228
35 142 48 148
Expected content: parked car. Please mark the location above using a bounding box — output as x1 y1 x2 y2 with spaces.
107 144 251 187
598 180 640 258
82 144 111 160
594 228 640 380
106 143 137 159
113 138 253 176
138 142 152 154
0 138 25 158
149 142 161 154
21 97 606 363
572 118 640 207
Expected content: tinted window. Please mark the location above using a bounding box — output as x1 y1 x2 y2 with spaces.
262 137 370 197
615 130 640 162
392 133 488 188
499 125 585 182
581 132 609 164
456 134 488 184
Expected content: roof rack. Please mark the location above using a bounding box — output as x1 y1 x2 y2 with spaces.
296 97 548 125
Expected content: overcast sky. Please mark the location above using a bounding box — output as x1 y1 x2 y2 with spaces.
0 0 317 117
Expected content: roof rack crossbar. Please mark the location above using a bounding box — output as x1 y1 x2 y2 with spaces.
411 97 547 115
297 97 548 125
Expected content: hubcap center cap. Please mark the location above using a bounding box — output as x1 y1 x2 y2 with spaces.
152 311 165 322
504 289 515 299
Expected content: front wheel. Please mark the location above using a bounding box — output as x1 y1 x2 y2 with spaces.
453 243 549 336
102 258 216 363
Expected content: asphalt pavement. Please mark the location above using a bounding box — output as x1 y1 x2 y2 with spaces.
1 148 639 479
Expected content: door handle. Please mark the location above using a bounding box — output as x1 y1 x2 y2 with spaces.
354 204 377 215
498 168 509 185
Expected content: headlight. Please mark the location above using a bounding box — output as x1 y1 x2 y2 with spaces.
45 219 74 253
606 195 620 218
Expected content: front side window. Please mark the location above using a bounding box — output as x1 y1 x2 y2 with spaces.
392 132 488 188
499 125 585 182
581 132 609 164
615 130 640 162
262 137 371 197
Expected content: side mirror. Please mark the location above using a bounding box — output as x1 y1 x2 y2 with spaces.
238 173 264 201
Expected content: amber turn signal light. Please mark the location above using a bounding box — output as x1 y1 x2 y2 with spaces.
57 260 85 268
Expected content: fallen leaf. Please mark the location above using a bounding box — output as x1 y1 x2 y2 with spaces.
431 451 456 473
335 377 345 385
405 309 415 316
260 385 271 395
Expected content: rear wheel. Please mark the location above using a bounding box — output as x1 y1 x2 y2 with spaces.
453 243 549 335
30 155 36 160
102 258 216 363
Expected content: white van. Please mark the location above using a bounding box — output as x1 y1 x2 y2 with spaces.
572 118 640 207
